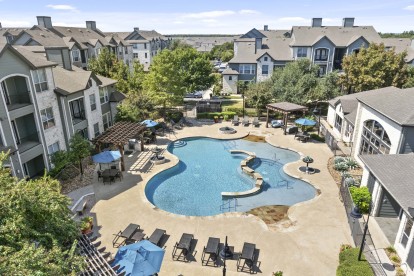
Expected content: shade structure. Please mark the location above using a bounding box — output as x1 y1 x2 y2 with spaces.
141 120 158 128
92 150 121 164
295 118 316 126
113 240 165 276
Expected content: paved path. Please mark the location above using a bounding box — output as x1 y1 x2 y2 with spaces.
89 121 353 275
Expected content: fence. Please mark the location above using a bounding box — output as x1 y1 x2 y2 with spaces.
320 123 339 155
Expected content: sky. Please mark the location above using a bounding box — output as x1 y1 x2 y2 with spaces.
2 0 414 34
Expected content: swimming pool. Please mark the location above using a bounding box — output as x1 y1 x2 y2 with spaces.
145 137 316 216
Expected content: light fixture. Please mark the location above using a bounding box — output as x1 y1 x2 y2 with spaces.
350 205 362 219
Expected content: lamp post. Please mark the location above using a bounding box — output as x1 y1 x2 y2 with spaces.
350 202 372 261
220 236 232 276
242 93 245 117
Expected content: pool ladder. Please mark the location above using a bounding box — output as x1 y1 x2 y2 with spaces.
220 198 238 212
277 179 291 189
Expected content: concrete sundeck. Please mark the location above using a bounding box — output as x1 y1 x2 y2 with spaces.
88 120 352 275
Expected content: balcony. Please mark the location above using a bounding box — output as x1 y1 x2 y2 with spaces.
6 93 32 111
2 76 32 111
72 110 86 125
314 55 328 61
17 131 40 153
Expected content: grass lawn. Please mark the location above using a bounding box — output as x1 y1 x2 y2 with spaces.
221 100 243 108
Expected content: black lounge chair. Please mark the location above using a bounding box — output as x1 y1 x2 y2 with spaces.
112 223 140 247
201 237 220 266
172 233 194 262
237 242 256 273
147 228 166 246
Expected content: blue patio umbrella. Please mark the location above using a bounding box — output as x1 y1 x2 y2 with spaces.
141 120 158 128
112 240 165 276
295 118 316 126
92 150 121 164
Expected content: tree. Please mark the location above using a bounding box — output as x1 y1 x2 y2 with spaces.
143 47 214 103
211 73 222 95
87 47 117 78
244 79 274 116
311 71 342 101
209 42 234 61
0 153 83 275
340 43 409 92
168 39 193 50
69 134 92 176
270 59 320 104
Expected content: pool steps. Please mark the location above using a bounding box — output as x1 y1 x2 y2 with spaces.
222 150 263 197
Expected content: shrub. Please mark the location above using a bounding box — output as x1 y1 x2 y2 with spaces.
273 272 283 276
310 133 325 142
197 111 236 119
334 156 346 164
386 246 397 254
340 244 353 252
345 158 360 170
166 110 183 123
341 171 351 178
337 247 374 276
344 177 356 187
223 114 229 121
349 186 371 214
334 162 349 172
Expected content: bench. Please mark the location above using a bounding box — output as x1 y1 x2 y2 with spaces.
76 199 88 216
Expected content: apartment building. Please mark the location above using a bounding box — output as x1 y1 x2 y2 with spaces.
107 28 171 71
223 17 414 94
0 43 123 179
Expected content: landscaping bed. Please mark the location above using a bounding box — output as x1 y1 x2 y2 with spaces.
337 247 374 276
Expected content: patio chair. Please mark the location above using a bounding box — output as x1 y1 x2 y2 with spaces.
242 116 250 126
97 170 103 182
172 233 194 262
112 223 140 247
232 115 239 125
115 171 123 181
252 117 260 127
102 176 112 185
237 242 256 273
201 237 220 266
271 119 284 128
147 228 166 246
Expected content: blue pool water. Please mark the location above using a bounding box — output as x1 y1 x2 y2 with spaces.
145 137 316 216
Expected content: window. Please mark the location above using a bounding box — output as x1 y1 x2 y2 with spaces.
264 57 268 61
103 113 112 130
89 94 96 111
133 53 138 59
273 64 285 70
239 64 256 75
145 53 147 58
6 35 14 44
353 48 360 55
93 123 100 137
297 47 307 58
359 120 391 155
72 49 80 62
318 65 327 76
262 65 269 75
144 43 147 49
125 47 128 54
41 107 55 129
401 218 413 248
47 142 60 155
95 48 101 56
99 87 109 104
229 76 232 81
133 44 138 49
33 69 48 92
118 47 123 55
315 48 328 61
69 98 85 125
334 114 342 132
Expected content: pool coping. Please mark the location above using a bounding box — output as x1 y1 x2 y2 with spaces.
138 132 321 225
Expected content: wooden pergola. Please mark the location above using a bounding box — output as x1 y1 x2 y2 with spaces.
92 122 147 171
266 102 308 134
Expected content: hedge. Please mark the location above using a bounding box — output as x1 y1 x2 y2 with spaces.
337 248 373 276
197 111 236 120
222 107 257 116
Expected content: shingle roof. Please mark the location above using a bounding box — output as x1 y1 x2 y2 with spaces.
96 75 117 87
109 91 126 102
18 28 68 48
360 154 414 216
52 26 109 47
221 68 239 75
357 87 414 126
10 45 57 68
290 26 382 46
382 38 414 62
53 66 93 95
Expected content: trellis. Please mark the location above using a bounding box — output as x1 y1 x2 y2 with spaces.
92 122 147 171
266 102 308 134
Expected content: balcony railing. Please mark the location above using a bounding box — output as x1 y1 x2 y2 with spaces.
6 93 31 110
314 55 328 61
72 110 86 125
17 131 40 153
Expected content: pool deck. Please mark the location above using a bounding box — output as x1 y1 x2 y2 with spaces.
89 120 353 275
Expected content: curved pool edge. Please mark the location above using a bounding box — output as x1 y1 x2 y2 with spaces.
139 133 321 223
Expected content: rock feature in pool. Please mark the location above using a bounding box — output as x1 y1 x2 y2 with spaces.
219 126 236 134
222 150 263 197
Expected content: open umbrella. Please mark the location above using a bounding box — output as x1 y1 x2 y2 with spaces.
92 150 121 163
112 240 165 276
295 118 316 126
141 120 158 128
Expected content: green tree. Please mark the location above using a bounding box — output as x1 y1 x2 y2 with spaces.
340 43 409 92
168 39 193 50
270 59 319 104
311 71 342 101
211 73 223 95
69 134 92 176
0 153 83 275
87 47 117 78
244 79 274 116
209 42 234 61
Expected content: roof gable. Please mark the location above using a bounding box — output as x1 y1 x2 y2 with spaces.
241 28 267 39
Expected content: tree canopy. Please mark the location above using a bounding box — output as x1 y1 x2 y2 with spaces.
69 134 93 176
244 79 274 115
209 42 234 62
0 153 83 275
340 43 409 92
379 30 414 38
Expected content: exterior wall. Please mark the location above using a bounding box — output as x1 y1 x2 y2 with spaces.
346 38 369 55
229 63 256 82
83 79 103 139
399 126 414 154
132 42 151 66
257 54 273 82
222 74 238 94
292 47 311 60
332 103 344 138
327 104 336 127
394 212 414 276
352 103 403 163
312 38 335 74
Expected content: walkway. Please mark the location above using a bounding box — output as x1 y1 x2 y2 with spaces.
88 120 352 275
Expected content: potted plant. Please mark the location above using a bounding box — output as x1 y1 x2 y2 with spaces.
80 216 93 234
214 116 219 123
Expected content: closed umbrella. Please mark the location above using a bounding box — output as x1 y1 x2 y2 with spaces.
112 240 165 276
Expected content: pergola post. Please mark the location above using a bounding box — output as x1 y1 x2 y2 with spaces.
118 144 125 171
266 108 269 128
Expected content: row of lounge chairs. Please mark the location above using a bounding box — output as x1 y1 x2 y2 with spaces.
232 115 260 127
111 223 259 273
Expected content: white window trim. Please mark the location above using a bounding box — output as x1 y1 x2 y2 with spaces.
72 49 80 62
32 69 48 92
41 107 55 130
99 87 109 104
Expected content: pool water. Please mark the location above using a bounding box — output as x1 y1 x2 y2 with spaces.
145 137 316 216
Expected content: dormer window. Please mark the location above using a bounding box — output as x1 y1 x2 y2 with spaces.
72 49 80 62
264 57 268 62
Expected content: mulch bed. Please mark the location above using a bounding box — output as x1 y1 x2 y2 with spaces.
243 135 266 143
60 164 96 194
327 156 363 189
247 205 289 225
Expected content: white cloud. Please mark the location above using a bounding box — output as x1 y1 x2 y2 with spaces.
404 5 414 10
239 10 260 15
46 4 77 11
183 10 235 19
